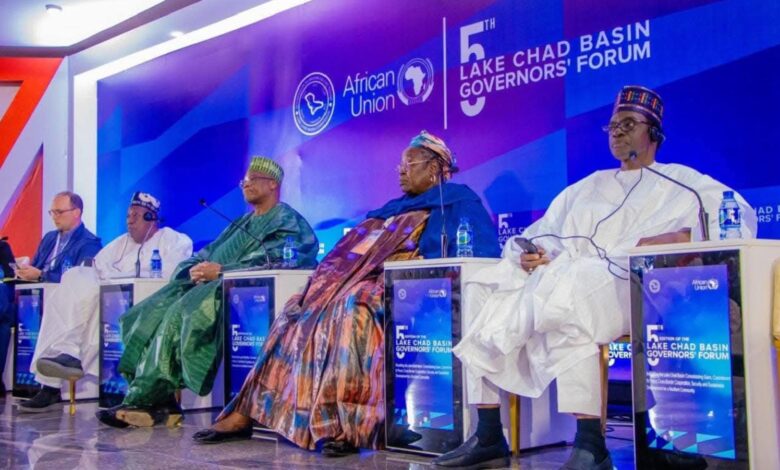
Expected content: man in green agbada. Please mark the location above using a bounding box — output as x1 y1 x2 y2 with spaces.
97 157 319 428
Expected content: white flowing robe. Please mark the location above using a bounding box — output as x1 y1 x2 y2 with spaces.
454 163 756 413
32 227 192 387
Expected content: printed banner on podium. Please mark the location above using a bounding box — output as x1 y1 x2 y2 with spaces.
642 264 736 460
14 289 42 392
225 284 272 401
390 277 455 431
99 285 133 407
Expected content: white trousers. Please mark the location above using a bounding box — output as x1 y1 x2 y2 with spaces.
466 352 601 417
30 266 100 388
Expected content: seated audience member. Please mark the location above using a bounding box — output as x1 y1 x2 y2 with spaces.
18 192 192 412
433 86 757 470
97 157 318 428
192 131 500 456
0 237 15 395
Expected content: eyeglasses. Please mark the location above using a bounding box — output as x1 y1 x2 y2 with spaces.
396 158 432 173
239 176 276 188
48 208 77 216
602 118 652 134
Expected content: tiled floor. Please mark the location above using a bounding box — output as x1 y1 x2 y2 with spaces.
0 395 635 469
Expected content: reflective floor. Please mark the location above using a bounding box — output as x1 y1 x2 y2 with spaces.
0 394 635 469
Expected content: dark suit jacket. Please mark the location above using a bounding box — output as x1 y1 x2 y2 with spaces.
31 223 102 282
0 239 14 279
0 240 14 305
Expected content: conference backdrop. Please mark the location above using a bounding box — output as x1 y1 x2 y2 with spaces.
96 0 780 253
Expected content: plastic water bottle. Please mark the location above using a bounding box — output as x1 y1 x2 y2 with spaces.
456 217 474 257
282 236 297 268
718 190 742 240
150 249 163 278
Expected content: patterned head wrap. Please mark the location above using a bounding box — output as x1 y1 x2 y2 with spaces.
130 192 160 214
613 85 664 127
409 130 457 176
247 156 284 183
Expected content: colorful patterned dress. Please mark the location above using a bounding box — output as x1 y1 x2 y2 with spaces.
221 211 429 449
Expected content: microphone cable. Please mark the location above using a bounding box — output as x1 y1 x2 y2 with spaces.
526 167 646 281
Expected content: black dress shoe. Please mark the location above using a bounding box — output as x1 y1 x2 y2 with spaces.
432 435 511 468
321 440 359 457
17 385 62 413
116 405 172 428
37 354 84 380
192 426 253 444
159 394 184 428
96 405 130 428
560 448 613 470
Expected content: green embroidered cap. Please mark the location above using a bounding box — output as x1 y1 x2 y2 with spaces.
247 156 284 183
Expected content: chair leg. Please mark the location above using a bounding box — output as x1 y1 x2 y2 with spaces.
509 394 520 455
68 379 76 416
599 344 609 435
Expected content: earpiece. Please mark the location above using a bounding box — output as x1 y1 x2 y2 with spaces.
143 211 158 222
649 126 666 144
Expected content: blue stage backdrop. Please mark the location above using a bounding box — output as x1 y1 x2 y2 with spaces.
96 0 780 252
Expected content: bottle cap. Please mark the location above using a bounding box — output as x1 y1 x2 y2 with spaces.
723 190 734 198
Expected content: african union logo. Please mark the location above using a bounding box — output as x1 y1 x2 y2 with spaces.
648 279 661 294
397 58 434 105
293 72 336 136
398 288 407 300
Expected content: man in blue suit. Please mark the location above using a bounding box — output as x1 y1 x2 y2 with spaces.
15 191 102 283
0 191 101 401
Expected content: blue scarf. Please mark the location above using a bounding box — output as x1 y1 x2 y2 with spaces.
367 183 500 259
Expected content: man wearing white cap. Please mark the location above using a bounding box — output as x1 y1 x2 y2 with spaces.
98 157 319 429
18 192 193 412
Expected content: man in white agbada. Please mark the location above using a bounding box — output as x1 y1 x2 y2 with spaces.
433 86 756 470
18 192 192 412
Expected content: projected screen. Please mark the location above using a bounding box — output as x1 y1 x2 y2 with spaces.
99 285 133 407
643 264 735 458
225 284 273 401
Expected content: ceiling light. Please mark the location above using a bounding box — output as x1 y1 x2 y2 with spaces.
45 4 63 15
170 31 184 38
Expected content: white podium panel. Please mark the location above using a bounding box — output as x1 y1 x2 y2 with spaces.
383 258 575 456
221 269 312 403
98 278 167 408
628 239 780 470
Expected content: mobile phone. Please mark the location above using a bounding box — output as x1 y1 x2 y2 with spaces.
513 237 539 254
